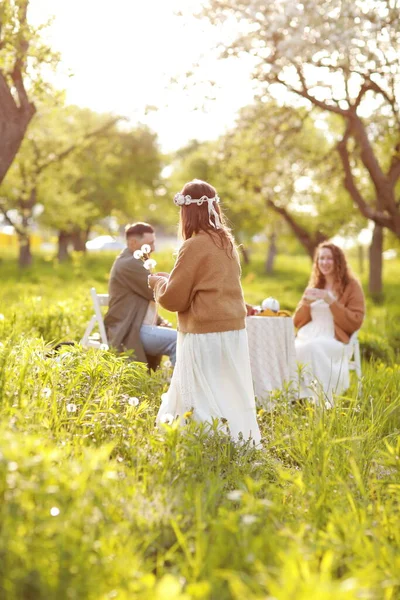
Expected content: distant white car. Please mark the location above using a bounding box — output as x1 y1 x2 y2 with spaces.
85 235 125 251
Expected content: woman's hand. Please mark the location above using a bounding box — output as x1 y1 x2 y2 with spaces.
148 274 167 290
301 291 313 305
321 290 335 305
155 271 170 278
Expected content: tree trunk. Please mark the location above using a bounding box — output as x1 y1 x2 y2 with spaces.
265 231 277 274
239 244 250 265
0 73 36 185
71 228 89 252
57 231 72 262
368 224 384 298
18 234 32 268
357 244 364 275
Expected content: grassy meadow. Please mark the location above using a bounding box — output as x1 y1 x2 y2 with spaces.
0 247 399 599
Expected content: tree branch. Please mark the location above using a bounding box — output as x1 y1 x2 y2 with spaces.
36 116 124 174
0 200 25 236
337 126 394 230
264 195 328 257
272 72 349 117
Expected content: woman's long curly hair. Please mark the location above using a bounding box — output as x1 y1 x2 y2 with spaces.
308 242 352 295
179 179 234 256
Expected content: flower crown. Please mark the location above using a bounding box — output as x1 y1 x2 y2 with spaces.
173 192 222 229
173 193 220 207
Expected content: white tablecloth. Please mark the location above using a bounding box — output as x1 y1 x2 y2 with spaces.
246 316 297 404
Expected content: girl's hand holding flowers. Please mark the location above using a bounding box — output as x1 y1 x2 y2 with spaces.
148 274 167 290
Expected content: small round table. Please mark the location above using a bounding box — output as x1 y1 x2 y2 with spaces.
246 316 297 407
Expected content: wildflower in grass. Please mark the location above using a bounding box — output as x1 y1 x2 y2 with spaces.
226 490 243 501
160 413 174 424
42 387 51 398
183 410 193 419
66 403 77 413
50 507 60 516
241 514 257 525
99 343 109 351
258 408 266 417
128 396 139 406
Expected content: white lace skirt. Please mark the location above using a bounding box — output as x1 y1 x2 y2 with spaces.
295 325 350 405
157 329 261 445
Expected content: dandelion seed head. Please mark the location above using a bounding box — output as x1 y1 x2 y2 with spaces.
133 250 143 260
226 490 243 501
128 396 139 406
141 244 151 254
242 514 257 525
66 403 77 413
42 387 51 398
143 258 157 271
50 507 60 516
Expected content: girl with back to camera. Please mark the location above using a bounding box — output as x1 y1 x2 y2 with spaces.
148 179 261 445
293 242 365 405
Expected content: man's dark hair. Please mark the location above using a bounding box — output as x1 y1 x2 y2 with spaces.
125 222 154 240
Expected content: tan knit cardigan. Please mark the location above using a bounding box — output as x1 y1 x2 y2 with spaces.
293 277 366 343
154 230 246 333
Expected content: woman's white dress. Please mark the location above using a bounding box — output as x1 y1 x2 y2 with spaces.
295 299 350 405
157 329 261 445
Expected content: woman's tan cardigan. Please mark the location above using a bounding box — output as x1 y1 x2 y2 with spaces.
293 278 366 343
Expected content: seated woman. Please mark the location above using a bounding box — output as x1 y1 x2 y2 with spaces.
293 242 365 405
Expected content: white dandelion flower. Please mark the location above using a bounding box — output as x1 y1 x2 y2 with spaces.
141 244 151 254
128 396 139 406
160 413 174 425
143 258 157 271
226 490 243 501
133 250 143 260
242 514 257 525
66 403 77 413
42 387 51 398
99 343 109 351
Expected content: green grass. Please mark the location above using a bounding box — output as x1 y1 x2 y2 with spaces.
0 249 399 599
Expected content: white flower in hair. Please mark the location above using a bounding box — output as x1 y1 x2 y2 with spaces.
174 193 187 206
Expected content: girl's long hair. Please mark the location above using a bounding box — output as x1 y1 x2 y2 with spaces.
309 241 352 295
179 179 234 256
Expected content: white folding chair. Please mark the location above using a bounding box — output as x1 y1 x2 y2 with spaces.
348 330 362 388
80 287 109 349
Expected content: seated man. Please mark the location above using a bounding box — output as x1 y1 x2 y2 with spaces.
104 222 177 369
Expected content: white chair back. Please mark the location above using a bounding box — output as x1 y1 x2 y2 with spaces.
80 287 109 349
348 330 362 386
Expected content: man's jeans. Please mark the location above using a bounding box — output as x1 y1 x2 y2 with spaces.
140 325 177 366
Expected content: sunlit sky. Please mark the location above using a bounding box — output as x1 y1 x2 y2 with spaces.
29 0 256 152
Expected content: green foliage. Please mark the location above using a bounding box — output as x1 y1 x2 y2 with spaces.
358 331 395 364
0 252 399 598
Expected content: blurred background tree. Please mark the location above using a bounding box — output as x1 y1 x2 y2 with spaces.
200 0 400 295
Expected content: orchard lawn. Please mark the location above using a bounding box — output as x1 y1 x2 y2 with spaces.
0 250 399 599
